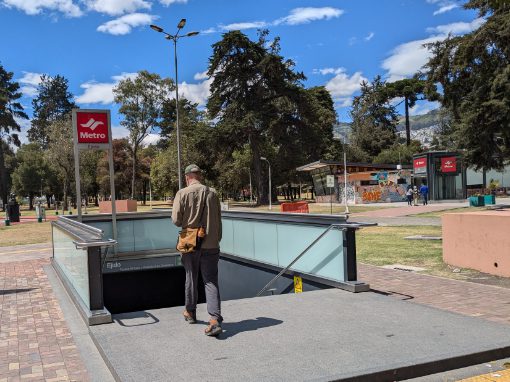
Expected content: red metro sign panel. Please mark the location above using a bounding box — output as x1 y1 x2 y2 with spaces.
413 157 427 174
441 156 457 173
75 110 109 144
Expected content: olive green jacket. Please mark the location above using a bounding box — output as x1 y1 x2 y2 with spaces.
171 181 222 250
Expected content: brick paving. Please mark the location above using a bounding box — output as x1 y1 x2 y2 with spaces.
359 263 510 325
0 258 89 381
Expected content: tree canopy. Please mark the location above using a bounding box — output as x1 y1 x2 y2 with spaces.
423 0 510 170
29 74 76 148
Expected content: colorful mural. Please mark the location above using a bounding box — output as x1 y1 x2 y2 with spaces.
355 170 411 204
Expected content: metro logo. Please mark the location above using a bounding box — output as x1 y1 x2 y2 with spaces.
75 111 109 144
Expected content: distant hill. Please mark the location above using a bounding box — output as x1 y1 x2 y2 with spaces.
396 108 440 132
334 108 440 147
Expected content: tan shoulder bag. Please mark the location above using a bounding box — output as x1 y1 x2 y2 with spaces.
176 188 208 254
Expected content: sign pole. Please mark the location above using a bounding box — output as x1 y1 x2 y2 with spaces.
73 108 117 252
106 111 117 252
72 110 82 222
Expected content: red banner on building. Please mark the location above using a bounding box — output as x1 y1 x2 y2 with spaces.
75 111 109 144
441 156 457 173
413 157 427 174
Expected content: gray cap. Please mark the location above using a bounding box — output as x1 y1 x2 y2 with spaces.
184 164 202 175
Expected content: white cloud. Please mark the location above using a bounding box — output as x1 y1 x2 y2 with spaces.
159 0 188 6
275 7 343 26
316 68 367 107
221 21 268 31
427 18 485 35
364 32 374 41
382 17 485 82
112 125 160 146
75 72 137 104
18 71 43 97
409 101 440 116
14 117 31 146
193 71 208 81
433 3 458 15
209 7 343 33
83 0 150 16
2 0 82 17
200 27 217 34
178 75 213 107
97 13 157 35
382 35 442 82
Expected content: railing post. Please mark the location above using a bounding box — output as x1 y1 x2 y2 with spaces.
87 246 104 311
344 228 357 282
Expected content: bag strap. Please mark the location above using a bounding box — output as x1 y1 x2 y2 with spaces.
198 186 209 228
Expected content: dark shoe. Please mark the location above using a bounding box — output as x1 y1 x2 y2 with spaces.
183 310 196 324
205 319 222 337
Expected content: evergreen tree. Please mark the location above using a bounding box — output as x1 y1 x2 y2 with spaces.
383 77 437 146
207 30 335 204
350 76 398 160
0 64 28 208
423 0 510 170
29 75 76 148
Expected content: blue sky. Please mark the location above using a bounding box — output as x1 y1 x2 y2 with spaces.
0 0 481 143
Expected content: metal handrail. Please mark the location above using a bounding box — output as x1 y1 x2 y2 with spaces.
59 215 104 235
256 224 345 297
73 239 117 250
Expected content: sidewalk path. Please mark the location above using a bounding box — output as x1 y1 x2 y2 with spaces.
0 258 89 381
359 263 510 325
350 203 464 218
0 244 52 263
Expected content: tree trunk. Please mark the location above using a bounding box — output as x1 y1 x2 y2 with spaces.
95 194 99 206
405 96 411 146
0 140 6 210
29 192 34 210
63 182 68 211
250 137 266 205
142 179 147 205
131 147 137 200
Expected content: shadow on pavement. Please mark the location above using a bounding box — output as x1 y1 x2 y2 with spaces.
218 316 283 340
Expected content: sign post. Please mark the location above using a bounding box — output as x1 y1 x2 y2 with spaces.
72 109 117 249
326 175 334 214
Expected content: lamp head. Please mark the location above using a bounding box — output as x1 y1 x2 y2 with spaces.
260 157 267 161
186 31 199 37
150 24 164 33
177 18 186 29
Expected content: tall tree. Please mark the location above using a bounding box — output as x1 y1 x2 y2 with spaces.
423 0 510 170
97 139 133 200
46 116 75 210
113 70 174 199
350 76 398 159
207 30 334 204
29 74 76 148
0 64 28 208
383 77 437 146
11 143 48 210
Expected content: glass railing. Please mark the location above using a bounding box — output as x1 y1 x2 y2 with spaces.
52 225 91 307
81 210 355 284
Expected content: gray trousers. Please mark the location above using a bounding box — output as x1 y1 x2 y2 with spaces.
181 249 223 322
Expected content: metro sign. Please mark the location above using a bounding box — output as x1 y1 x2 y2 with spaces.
74 110 110 145
413 157 427 174
441 156 457 173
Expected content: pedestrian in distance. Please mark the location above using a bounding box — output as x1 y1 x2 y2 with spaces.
420 182 429 205
172 164 223 337
413 185 419 206
406 186 413 206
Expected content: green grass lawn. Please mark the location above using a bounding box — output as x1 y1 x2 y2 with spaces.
0 222 52 247
356 225 500 281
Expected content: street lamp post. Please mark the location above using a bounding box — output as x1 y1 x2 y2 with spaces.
150 20 199 189
260 157 272 210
